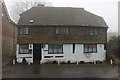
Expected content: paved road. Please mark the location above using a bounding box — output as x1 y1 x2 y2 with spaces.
2 64 119 78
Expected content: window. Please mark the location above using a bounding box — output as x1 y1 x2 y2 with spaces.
19 44 29 54
48 45 63 54
84 44 97 53
86 28 97 36
56 27 68 34
19 28 28 35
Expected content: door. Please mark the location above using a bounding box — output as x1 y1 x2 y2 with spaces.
33 44 41 63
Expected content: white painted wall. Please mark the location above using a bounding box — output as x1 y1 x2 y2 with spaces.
42 44 106 63
42 44 64 63
16 44 33 63
16 44 106 63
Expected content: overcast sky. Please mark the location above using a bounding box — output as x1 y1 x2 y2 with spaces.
5 0 119 32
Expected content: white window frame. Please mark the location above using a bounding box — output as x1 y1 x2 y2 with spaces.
56 27 68 35
19 28 29 35
48 44 63 54
19 44 29 54
84 44 97 53
86 28 97 36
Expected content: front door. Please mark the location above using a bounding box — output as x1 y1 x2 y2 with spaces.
33 44 41 63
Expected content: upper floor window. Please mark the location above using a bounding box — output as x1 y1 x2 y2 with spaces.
19 28 28 35
84 44 97 53
48 44 63 54
86 28 97 36
56 27 68 35
19 44 29 54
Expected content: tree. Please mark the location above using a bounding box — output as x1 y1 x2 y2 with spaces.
107 35 119 61
9 0 52 23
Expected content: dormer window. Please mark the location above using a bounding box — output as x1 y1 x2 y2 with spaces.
29 20 33 23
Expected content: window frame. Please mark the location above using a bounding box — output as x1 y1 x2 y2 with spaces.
19 44 29 54
86 28 98 36
83 44 97 53
48 44 63 54
56 27 68 35
19 27 29 35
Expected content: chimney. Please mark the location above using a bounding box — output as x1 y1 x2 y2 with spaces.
37 3 45 7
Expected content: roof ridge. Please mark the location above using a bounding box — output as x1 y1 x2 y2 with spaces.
33 6 84 9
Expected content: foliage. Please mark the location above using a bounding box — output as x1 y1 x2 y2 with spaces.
107 35 119 61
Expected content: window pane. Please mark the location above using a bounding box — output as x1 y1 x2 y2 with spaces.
84 44 97 53
24 49 29 53
19 44 29 53
49 48 53 53
93 45 97 52
20 47 24 53
25 28 28 34
54 48 58 53
49 46 54 53
88 45 92 52
48 45 63 54
56 27 68 34
19 28 28 35
84 48 88 52
84 44 88 52
86 28 97 36
58 46 62 53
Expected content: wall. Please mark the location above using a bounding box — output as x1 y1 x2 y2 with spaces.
17 26 107 44
16 43 106 63
2 3 17 65
0 2 2 79
16 44 33 63
42 44 106 63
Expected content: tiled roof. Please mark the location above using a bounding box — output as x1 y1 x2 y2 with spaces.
18 7 108 27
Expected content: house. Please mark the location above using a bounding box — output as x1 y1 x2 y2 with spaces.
16 6 108 64
2 2 17 65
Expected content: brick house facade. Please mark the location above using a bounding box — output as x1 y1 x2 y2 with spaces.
16 6 108 63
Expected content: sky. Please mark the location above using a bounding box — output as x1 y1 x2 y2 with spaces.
4 0 119 32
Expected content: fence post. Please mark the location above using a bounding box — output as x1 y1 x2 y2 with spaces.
58 60 60 66
13 59 15 65
94 61 96 64
28 62 30 65
77 61 79 66
110 59 113 64
40 60 42 64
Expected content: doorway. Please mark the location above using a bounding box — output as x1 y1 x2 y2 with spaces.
33 44 41 63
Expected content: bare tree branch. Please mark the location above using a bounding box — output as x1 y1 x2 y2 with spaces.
9 0 52 23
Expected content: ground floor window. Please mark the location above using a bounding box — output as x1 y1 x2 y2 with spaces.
48 44 63 54
19 44 29 54
84 44 97 53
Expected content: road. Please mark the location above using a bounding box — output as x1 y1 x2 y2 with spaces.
2 64 119 78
